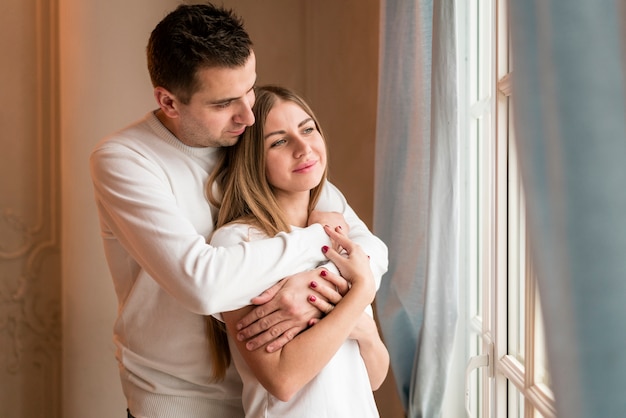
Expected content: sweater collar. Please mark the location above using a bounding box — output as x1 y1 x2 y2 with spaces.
147 110 220 159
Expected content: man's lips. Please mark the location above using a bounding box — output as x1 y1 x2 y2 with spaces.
228 127 246 136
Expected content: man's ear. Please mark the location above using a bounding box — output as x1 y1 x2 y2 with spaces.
154 87 179 118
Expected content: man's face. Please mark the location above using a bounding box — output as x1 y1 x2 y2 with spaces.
168 51 257 148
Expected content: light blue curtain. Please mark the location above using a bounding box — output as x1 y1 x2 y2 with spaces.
373 1 458 417
510 1 626 417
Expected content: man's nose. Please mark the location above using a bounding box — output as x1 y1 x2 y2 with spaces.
234 97 255 126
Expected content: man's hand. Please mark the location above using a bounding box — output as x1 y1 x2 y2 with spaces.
235 267 343 353
307 210 349 233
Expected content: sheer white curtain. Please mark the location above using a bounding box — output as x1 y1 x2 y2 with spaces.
510 1 626 417
373 1 458 417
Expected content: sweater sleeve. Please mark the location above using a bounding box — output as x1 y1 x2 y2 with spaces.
316 182 389 289
90 143 332 316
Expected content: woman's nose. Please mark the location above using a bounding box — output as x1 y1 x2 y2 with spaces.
293 136 311 157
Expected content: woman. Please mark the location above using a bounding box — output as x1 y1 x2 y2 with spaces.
207 85 389 417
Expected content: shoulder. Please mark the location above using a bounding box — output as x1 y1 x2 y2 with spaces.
89 112 188 179
90 114 155 166
92 112 157 152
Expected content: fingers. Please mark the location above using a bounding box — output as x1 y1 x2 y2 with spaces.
319 268 350 295
236 304 281 337
310 270 347 302
323 224 351 250
239 318 297 351
238 280 287 331
323 225 369 261
307 294 335 316
237 271 327 350
321 226 374 293
248 279 285 306
265 326 303 353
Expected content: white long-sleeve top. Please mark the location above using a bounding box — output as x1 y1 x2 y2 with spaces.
211 224 380 418
89 111 388 418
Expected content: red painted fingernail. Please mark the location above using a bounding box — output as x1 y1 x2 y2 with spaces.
310 281 318 288
322 245 329 253
337 225 342 229
320 270 327 277
324 224 330 228
309 295 317 302
308 319 317 327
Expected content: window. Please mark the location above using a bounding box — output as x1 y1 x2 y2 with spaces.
458 0 556 416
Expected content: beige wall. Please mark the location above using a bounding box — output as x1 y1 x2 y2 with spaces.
0 0 62 417
227 0 380 226
0 0 403 417
59 1 179 417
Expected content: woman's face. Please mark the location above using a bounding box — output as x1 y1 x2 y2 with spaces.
263 99 326 200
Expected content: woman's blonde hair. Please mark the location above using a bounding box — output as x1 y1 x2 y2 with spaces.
206 85 329 380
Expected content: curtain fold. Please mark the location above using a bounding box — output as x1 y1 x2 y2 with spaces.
374 1 458 417
510 1 626 417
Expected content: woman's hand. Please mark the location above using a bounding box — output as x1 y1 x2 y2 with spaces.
306 268 349 323
308 211 349 253
321 225 375 300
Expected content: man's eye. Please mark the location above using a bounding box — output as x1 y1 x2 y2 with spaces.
216 101 231 109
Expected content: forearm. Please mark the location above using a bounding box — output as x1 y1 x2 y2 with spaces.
91 149 331 315
355 325 390 390
204 226 329 313
113 219 328 314
226 283 372 402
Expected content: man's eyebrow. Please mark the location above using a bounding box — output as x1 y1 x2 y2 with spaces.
209 83 256 105
209 97 234 105
264 117 313 140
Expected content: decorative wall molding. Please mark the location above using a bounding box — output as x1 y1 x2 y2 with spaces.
0 0 61 416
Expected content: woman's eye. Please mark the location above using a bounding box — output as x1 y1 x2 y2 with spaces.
303 127 314 134
271 138 287 147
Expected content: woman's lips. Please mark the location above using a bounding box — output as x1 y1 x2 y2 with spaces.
293 160 317 173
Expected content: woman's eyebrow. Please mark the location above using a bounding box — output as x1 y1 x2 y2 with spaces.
264 117 313 139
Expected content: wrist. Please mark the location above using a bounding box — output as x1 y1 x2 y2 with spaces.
351 275 376 294
345 279 375 305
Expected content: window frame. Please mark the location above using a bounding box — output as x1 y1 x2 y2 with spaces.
458 0 557 416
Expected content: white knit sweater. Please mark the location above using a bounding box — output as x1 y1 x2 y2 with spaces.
89 111 388 418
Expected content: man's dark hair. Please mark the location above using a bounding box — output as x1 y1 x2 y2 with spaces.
147 3 253 104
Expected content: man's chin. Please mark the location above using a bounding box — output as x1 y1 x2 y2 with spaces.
223 136 241 147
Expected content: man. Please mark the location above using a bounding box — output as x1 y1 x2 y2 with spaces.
89 4 387 418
